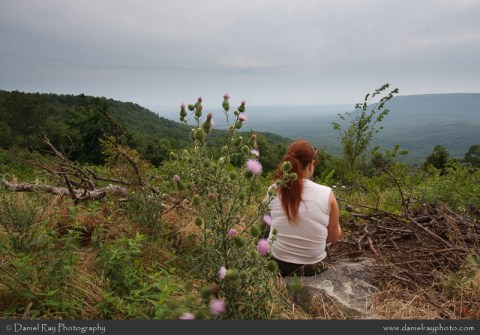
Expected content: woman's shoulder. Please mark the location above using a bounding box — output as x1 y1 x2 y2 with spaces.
304 179 331 193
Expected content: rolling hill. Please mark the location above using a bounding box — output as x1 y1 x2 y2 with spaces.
155 93 480 163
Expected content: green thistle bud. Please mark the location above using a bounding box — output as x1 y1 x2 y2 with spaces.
182 150 189 158
169 152 177 160
234 236 246 248
202 113 213 134
203 159 212 168
199 286 212 299
190 129 196 140
176 181 186 191
247 134 257 147
205 198 214 208
272 228 278 235
238 104 245 113
234 111 239 116
244 170 254 179
222 146 228 154
194 217 203 226
250 224 261 237
250 250 257 258
180 110 188 118
188 104 195 111
192 194 201 207
288 172 298 181
267 260 278 272
233 136 243 147
229 171 238 180
218 157 225 164
240 270 248 280
225 269 239 281
241 145 250 154
282 161 292 172
235 120 243 129
180 116 185 122
194 128 205 141
222 99 230 111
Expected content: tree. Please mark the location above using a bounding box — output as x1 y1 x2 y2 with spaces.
423 145 450 171
464 144 480 168
332 83 399 169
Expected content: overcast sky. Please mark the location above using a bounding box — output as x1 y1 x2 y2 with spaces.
1 0 479 110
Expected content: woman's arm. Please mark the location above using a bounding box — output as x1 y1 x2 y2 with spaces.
327 191 342 243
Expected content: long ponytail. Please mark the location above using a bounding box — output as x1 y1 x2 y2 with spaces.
274 140 317 223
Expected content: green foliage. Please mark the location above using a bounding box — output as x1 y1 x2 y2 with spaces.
124 189 164 238
332 83 399 169
463 144 480 168
423 145 450 172
423 161 480 216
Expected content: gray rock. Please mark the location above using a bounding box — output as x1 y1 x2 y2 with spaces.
283 258 378 319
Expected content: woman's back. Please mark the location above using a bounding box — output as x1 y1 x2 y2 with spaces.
268 179 331 264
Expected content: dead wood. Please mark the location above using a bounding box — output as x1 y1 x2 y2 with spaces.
335 202 479 292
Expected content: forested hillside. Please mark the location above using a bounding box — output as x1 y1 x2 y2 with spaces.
0 90 290 170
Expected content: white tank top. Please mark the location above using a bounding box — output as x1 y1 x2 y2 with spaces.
267 179 331 264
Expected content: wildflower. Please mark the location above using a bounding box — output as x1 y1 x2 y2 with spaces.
238 100 246 113
263 214 272 226
228 228 238 239
179 312 195 320
173 175 180 182
202 113 213 133
218 266 227 280
246 159 262 176
209 299 226 315
250 149 260 157
238 113 248 121
257 239 270 256
223 93 231 100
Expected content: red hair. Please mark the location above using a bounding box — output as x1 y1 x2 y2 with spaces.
274 139 317 223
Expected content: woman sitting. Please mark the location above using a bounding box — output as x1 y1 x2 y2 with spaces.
266 139 342 277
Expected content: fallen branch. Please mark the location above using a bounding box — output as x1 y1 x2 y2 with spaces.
2 180 128 201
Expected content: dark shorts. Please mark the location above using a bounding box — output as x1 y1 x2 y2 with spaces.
274 253 333 277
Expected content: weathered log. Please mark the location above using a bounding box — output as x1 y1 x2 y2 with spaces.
2 180 128 201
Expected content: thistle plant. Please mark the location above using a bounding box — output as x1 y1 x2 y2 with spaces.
170 95 281 319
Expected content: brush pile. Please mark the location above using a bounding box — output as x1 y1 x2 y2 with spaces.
335 203 480 290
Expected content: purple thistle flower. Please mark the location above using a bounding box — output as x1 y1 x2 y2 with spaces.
241 99 246 105
224 93 231 100
179 312 195 320
250 149 260 157
173 175 180 182
238 113 248 121
228 228 238 239
257 239 270 256
263 214 272 226
246 159 262 176
218 266 227 280
209 299 226 315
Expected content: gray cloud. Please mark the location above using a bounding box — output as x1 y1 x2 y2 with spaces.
1 0 479 108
